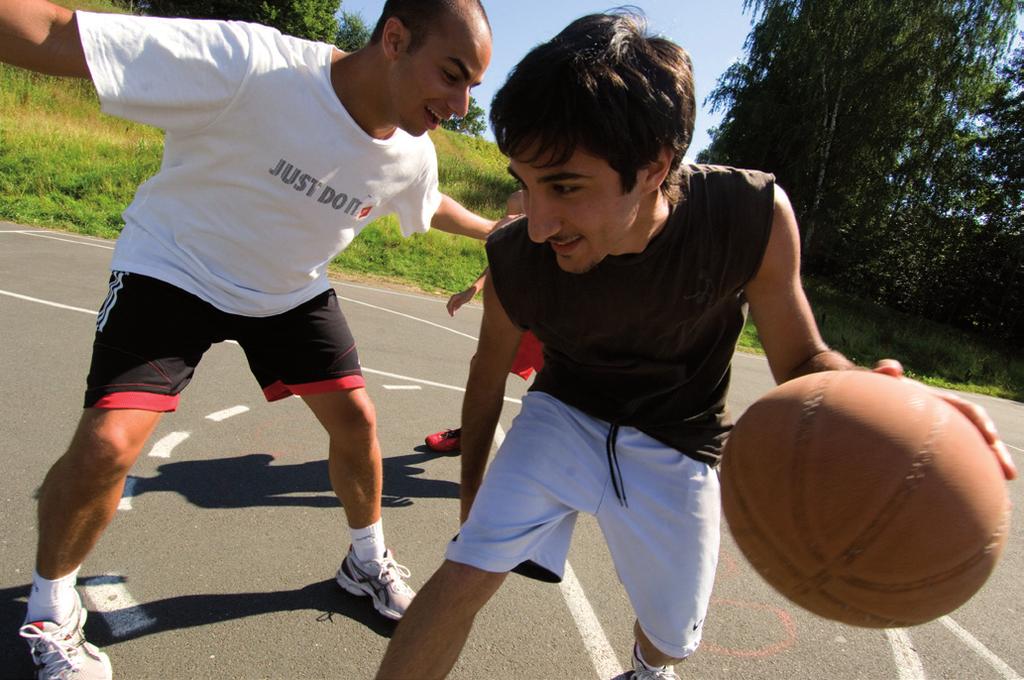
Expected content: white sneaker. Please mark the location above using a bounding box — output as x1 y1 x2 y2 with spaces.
19 592 112 680
335 546 415 620
631 643 681 680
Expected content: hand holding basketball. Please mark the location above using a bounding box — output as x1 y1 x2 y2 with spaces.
872 359 1017 480
721 369 1012 627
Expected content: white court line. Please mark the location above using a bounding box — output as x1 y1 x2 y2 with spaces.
1007 443 1022 454
339 295 478 341
147 431 190 458
79 576 157 638
382 384 422 390
9 230 115 250
206 405 250 422
0 289 97 315
940 616 1022 679
886 628 927 680
338 279 454 305
362 367 522 405
561 562 624 679
0 228 113 244
484 408 620 680
117 476 138 511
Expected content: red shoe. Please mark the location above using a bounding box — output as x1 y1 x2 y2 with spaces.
425 428 462 453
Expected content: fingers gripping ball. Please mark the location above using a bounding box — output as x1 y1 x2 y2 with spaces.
721 371 1011 627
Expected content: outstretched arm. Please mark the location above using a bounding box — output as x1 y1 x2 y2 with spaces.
459 276 522 523
430 194 497 239
446 268 488 316
0 0 90 78
431 188 528 240
444 191 523 315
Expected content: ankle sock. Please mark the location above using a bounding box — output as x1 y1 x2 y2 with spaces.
26 568 80 625
350 519 386 563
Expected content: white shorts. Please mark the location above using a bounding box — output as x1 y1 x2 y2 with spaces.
446 391 721 659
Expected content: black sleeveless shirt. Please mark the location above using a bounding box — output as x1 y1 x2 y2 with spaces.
486 164 775 465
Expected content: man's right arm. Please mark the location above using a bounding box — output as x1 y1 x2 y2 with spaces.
0 0 90 78
458 275 523 524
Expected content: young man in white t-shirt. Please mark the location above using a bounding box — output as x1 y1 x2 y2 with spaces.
0 1 495 677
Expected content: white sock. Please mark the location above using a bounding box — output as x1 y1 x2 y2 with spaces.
26 568 80 625
350 519 386 564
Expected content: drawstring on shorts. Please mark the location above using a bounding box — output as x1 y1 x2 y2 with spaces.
605 423 628 507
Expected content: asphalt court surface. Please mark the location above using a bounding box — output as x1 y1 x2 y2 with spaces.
1 224 1022 679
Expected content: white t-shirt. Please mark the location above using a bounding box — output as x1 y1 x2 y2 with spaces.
77 12 442 316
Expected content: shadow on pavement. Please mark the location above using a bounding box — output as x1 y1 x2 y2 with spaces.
2 447 459 677
124 450 459 509
0 577 396 678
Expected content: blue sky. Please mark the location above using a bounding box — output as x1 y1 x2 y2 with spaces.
339 1 756 156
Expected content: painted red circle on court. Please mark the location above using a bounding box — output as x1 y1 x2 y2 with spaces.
701 598 797 658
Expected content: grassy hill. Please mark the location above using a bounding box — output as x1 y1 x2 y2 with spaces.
0 4 1020 400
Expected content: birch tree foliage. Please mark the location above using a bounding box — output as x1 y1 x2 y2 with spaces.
700 0 1022 341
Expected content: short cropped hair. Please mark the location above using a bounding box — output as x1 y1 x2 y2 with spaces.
370 0 490 52
491 11 695 203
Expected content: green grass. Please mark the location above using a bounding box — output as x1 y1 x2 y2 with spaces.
331 215 489 294
0 31 1020 400
431 129 518 215
737 278 1024 400
0 66 162 237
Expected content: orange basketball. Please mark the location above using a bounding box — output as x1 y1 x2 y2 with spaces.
721 370 1011 627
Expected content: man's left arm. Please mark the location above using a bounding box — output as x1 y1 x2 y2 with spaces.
744 185 852 383
430 194 496 240
746 185 1016 479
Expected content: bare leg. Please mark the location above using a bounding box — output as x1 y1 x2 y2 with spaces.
634 619 685 668
377 560 507 679
36 408 162 578
303 388 381 529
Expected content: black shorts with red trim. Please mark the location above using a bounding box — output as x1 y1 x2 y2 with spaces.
85 272 364 411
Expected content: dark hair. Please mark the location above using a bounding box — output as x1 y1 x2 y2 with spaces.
491 10 695 203
370 0 490 52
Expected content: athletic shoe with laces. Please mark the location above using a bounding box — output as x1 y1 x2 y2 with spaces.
19 591 112 680
630 643 681 680
335 547 415 620
424 427 461 453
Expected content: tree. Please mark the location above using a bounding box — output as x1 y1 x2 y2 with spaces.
141 0 340 42
700 0 1022 342
971 44 1024 341
335 10 370 52
441 96 487 137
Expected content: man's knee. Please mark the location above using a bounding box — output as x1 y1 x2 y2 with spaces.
307 388 377 439
63 410 159 477
422 560 507 614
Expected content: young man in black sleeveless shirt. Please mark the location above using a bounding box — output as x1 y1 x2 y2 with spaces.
377 11 1015 680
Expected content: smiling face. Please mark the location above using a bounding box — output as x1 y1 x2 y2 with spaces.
509 147 673 274
385 11 491 137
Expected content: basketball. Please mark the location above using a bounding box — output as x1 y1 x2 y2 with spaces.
721 370 1011 627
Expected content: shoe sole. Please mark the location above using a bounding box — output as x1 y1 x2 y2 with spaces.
335 570 403 621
